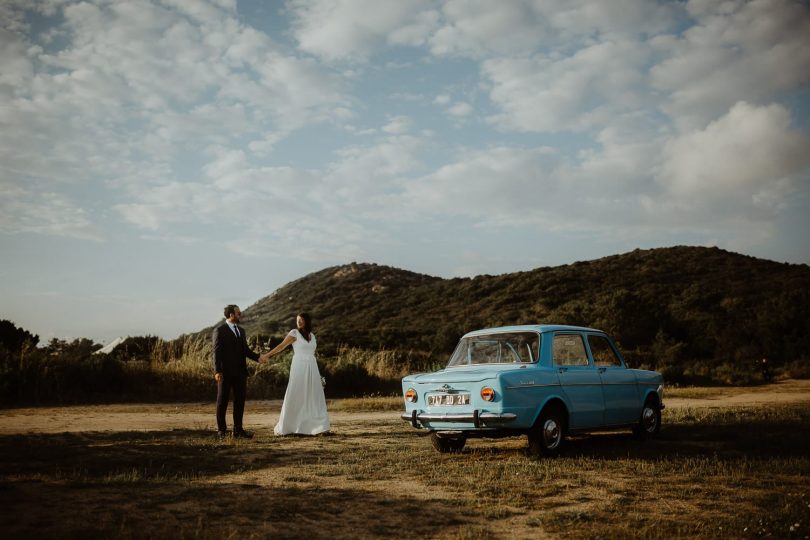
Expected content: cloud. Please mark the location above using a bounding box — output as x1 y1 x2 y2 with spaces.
483 39 650 132
402 145 561 225
1 0 349 241
113 137 420 259
429 0 548 57
382 115 412 134
0 28 33 87
429 0 681 58
651 0 810 129
0 186 104 241
401 99 810 244
447 101 473 117
3 0 809 267
655 101 810 218
287 0 437 61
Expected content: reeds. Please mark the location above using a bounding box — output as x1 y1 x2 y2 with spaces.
0 335 441 405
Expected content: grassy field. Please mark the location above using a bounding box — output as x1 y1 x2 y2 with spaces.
1 392 809 538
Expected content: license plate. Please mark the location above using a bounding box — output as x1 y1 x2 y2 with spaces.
428 393 470 406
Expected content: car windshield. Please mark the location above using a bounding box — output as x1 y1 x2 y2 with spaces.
446 332 540 367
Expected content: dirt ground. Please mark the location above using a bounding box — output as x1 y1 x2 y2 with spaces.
1 379 808 435
0 380 808 539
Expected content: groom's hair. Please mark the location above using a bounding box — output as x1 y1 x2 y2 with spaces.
224 304 239 318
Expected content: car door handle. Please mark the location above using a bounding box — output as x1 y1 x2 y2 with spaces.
598 367 607 373
558 367 568 373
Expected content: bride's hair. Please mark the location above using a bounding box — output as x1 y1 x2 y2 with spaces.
296 312 312 341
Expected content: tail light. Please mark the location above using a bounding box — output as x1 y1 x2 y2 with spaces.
481 387 495 401
405 388 417 403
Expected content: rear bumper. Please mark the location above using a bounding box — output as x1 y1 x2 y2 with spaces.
401 410 517 429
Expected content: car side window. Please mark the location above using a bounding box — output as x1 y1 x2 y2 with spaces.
552 334 589 366
588 334 623 367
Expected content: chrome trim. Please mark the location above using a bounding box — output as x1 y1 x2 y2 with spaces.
400 411 517 425
506 383 561 389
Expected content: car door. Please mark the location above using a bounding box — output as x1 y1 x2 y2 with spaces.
552 332 604 429
587 333 639 425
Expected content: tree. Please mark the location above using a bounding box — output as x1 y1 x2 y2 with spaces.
0 320 39 352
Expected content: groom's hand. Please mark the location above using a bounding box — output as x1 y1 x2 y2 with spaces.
214 372 223 383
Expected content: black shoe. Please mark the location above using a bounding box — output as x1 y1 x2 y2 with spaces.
216 430 229 440
233 430 253 439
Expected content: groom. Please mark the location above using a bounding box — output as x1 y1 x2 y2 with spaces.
213 304 261 439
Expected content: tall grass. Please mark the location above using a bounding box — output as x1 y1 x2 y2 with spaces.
0 335 442 405
3 331 804 406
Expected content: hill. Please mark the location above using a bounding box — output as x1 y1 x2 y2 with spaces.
218 246 809 381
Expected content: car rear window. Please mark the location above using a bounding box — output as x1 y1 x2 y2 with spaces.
447 332 540 366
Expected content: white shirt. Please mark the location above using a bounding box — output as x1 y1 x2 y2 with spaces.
227 321 240 337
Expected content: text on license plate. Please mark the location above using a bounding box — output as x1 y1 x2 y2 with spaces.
428 393 470 406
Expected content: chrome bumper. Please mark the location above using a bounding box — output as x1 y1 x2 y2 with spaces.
401 410 517 428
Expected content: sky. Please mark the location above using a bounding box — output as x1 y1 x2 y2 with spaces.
1 0 809 344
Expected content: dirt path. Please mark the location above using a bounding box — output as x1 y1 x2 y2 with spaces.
665 378 810 409
1 379 808 435
0 400 393 435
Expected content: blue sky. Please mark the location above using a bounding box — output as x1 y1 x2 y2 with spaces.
1 0 809 343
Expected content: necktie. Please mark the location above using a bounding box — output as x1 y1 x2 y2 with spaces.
233 325 239 338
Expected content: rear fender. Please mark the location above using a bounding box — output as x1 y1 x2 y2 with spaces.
530 395 570 431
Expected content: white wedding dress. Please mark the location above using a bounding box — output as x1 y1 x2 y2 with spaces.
274 329 330 435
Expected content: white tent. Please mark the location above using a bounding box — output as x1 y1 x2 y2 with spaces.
94 336 126 355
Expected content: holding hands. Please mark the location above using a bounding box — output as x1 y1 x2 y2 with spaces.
260 332 296 365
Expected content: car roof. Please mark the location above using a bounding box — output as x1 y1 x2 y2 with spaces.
462 324 603 337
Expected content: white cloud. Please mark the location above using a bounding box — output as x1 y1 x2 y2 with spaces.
0 0 350 241
3 0 809 266
484 39 649 132
655 101 810 217
651 0 810 129
112 138 416 260
0 186 104 241
323 135 424 210
0 28 33 87
430 0 548 57
402 145 561 224
382 115 412 134
287 0 436 61
429 0 681 58
447 101 473 117
401 99 810 243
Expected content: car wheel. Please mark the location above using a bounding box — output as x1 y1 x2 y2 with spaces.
527 406 565 457
632 398 661 438
430 432 467 453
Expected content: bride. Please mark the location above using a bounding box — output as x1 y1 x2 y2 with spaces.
261 312 330 435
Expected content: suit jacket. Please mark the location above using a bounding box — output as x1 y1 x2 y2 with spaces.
212 322 260 377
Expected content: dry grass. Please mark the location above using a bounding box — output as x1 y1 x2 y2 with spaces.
327 396 403 412
1 398 808 538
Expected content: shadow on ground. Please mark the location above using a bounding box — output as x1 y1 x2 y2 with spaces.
0 428 485 539
456 408 810 460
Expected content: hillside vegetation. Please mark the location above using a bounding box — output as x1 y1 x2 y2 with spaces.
2 246 808 404
231 246 809 383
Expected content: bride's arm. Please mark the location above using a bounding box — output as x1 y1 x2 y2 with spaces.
260 334 296 362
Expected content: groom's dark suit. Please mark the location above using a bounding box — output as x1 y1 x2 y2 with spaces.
213 322 260 433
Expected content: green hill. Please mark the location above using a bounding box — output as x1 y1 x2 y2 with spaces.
211 246 809 382
3 245 808 405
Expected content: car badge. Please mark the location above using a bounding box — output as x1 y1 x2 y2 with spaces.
437 383 451 393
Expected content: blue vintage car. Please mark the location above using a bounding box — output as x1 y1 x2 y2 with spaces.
401 324 664 456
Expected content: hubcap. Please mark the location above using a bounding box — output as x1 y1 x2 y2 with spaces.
543 418 561 449
642 407 657 432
